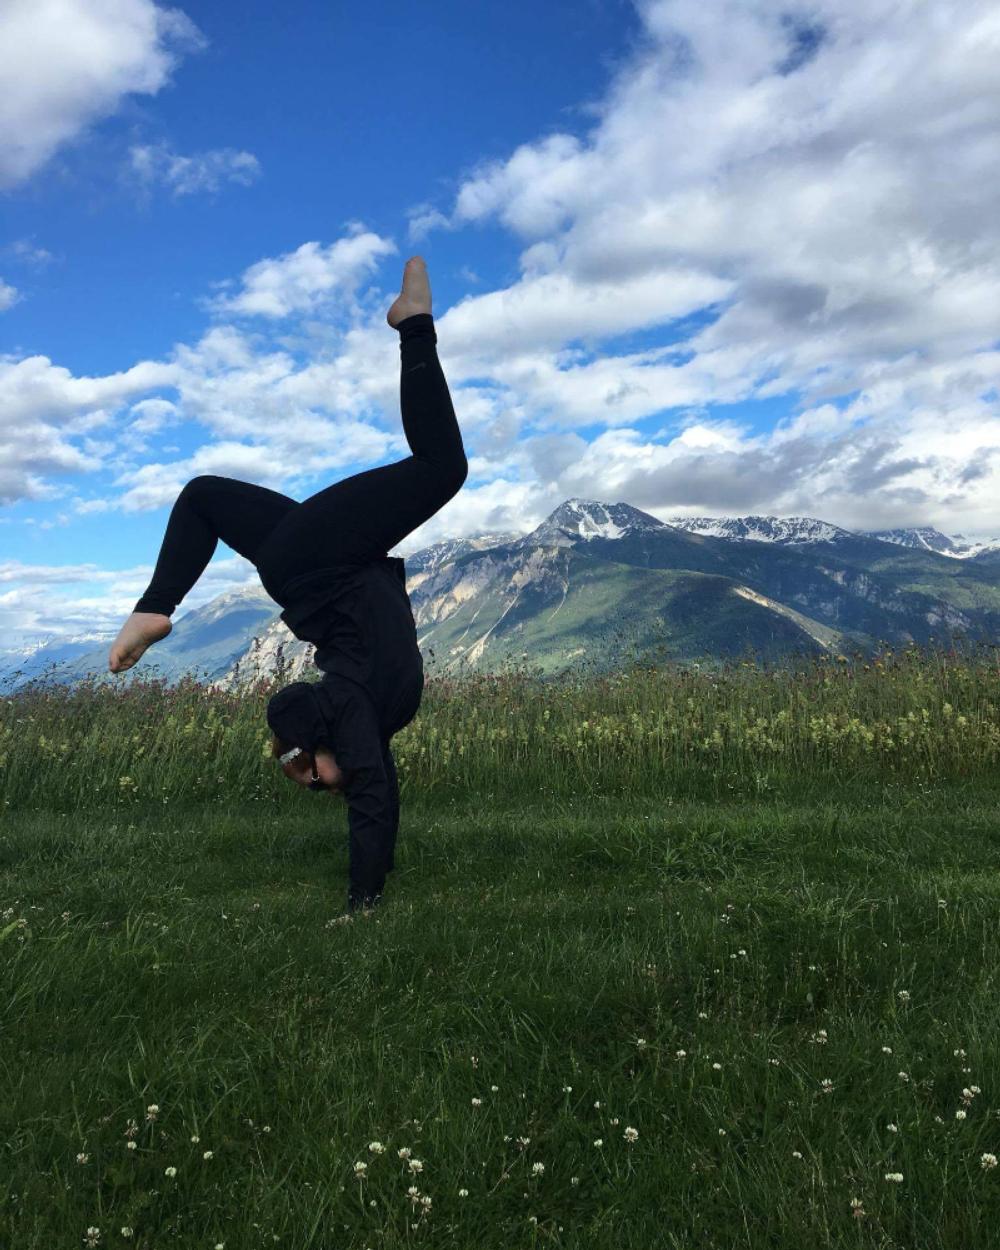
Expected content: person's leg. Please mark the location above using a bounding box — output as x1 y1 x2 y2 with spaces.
256 314 467 593
133 475 298 617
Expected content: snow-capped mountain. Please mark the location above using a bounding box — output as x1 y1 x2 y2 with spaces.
515 499 668 549
9 498 1000 693
863 527 1000 559
664 515 854 545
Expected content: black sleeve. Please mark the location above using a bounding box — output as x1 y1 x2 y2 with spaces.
383 743 400 874
329 687 394 908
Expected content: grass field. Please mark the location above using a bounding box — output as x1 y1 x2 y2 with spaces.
3 647 1000 1247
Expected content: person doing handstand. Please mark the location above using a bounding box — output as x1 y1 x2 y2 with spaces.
107 257 467 915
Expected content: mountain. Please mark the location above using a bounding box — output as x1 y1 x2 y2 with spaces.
665 514 854 546
864 527 1000 559
14 586 281 691
0 634 114 694
8 499 1000 692
668 514 1000 559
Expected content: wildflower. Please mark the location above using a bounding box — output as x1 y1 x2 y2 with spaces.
76 1153 89 1164
897 990 911 1003
850 1198 865 1219
636 1039 647 1048
982 1154 998 1170
898 1072 910 1082
792 1150 803 1159
593 1139 603 1147
881 1046 893 1054
769 1058 780 1066
718 1128 727 1136
593 1101 601 1108
532 1162 545 1176
885 1172 904 1183
698 1011 708 1019
471 1097 482 1106
190 1134 200 1143
712 1062 722 1070
624 1127 639 1142
820 1079 834 1094
146 1105 159 1121
398 1147 411 1159
121 1230 134 1240
420 1195 432 1208
491 1085 499 1092
368 1141 385 1154
354 1162 368 1176
126 1141 137 1151
887 1123 898 1133
408 1158 424 1174
84 1228 101 1247
458 1188 469 1197
203 1150 213 1160
956 1110 967 1121
165 1166 177 1177
676 1050 687 1060
610 1117 619 1126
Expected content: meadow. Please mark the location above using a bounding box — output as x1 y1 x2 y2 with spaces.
3 644 1000 1248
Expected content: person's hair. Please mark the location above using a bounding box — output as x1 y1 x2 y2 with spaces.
270 732 306 761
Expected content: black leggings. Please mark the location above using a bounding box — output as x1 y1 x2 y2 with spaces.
133 314 467 616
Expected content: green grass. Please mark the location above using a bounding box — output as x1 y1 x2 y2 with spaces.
4 784 1000 1248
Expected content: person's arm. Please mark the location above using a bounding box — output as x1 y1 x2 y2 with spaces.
333 689 395 910
383 743 400 875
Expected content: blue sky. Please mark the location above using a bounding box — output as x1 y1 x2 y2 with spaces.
1 0 998 649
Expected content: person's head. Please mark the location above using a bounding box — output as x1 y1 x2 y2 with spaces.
270 732 345 793
265 679 345 793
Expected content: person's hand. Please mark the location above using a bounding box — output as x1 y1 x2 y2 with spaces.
280 745 344 792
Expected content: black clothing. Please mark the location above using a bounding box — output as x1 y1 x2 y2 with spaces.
134 312 467 909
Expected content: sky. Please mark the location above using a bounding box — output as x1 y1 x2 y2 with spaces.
1 0 999 650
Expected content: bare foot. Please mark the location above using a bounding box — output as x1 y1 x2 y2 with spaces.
386 255 432 328
109 611 172 672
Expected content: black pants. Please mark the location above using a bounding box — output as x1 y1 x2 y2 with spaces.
133 313 467 617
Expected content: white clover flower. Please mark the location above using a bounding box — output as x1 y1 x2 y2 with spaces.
956 1110 967 1121
165 1166 177 1177
982 1153 998 1170
712 1062 722 1071
76 1153 89 1164
624 1126 639 1142
594 1139 603 1147
203 1150 213 1160
368 1141 384 1154
531 1162 545 1176
821 1079 834 1094
897 990 911 1003
398 1147 411 1159
458 1188 469 1197
354 1162 368 1176
490 1085 499 1092
471 1097 482 1106
126 1141 137 1151
882 1046 893 1054
698 1011 708 1019
408 1158 424 1173
121 1230 133 1239
420 1195 432 1208
562 1085 573 1092
636 1039 647 1048
885 1172 904 1183
887 1124 898 1133
792 1151 803 1159
190 1134 200 1143
899 1072 910 1082
676 1050 687 1060
146 1104 159 1119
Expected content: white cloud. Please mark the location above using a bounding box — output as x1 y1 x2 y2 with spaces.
209 229 398 318
129 142 261 196
0 0 204 189
8 239 55 267
0 279 20 311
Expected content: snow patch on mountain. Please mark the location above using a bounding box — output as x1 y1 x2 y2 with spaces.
665 515 852 545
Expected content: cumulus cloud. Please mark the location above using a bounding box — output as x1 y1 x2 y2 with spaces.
0 0 204 188
0 279 20 312
209 229 398 318
129 142 261 196
4 0 1000 568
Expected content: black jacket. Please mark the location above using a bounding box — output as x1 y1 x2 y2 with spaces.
265 556 424 907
